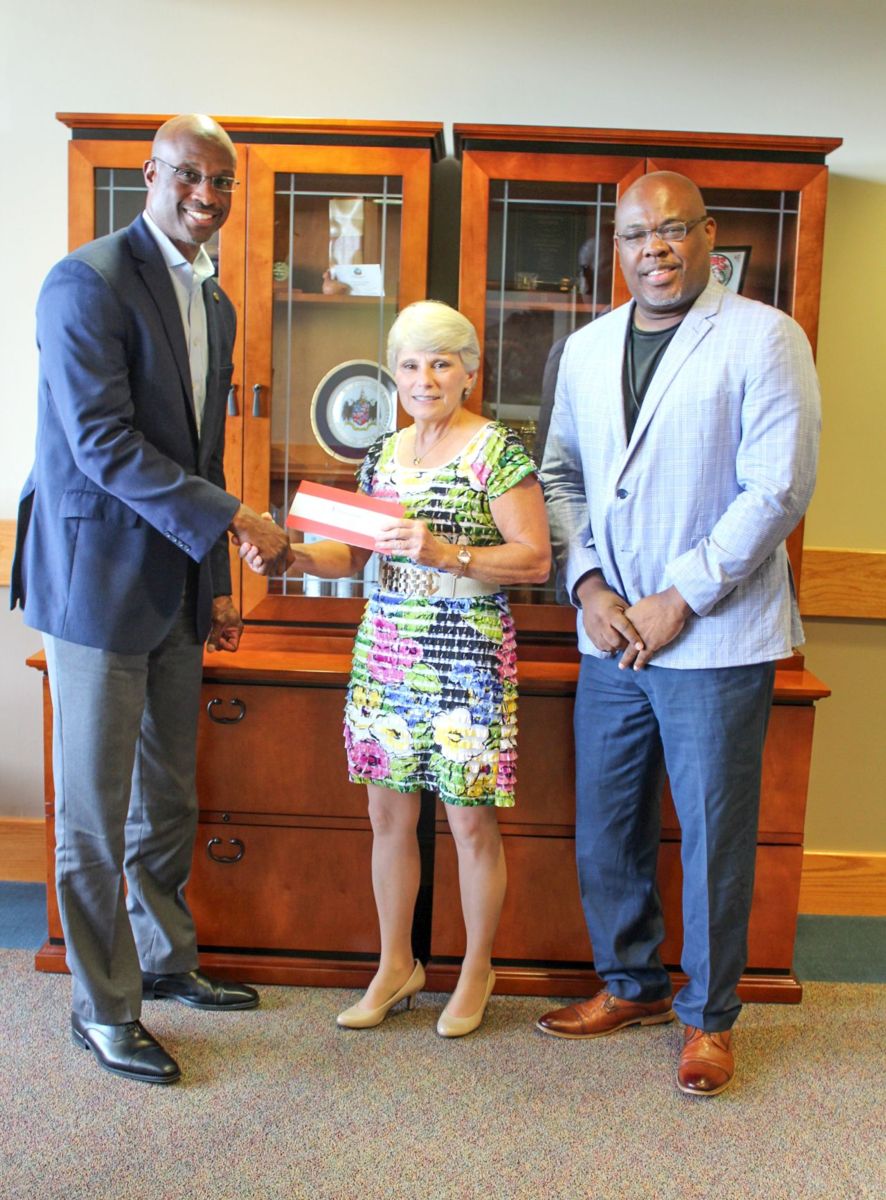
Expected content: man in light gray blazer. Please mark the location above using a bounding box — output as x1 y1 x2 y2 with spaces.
536 172 820 1096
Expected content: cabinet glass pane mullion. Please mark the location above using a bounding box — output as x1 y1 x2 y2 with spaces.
772 191 786 310
703 188 799 314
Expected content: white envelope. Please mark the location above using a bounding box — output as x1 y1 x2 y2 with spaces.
328 264 384 297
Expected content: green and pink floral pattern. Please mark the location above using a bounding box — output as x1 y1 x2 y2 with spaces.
344 422 535 807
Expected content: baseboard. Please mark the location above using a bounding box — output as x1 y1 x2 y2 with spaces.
798 851 886 916
3 820 884 916
0 818 45 882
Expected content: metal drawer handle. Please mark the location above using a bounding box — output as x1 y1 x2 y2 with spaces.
207 837 245 864
206 697 246 724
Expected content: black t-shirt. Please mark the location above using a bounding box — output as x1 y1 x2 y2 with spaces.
622 319 681 439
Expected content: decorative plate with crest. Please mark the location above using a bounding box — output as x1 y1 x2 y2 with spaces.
310 360 398 462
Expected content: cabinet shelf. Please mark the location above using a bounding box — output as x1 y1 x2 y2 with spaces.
484 289 604 313
272 286 395 305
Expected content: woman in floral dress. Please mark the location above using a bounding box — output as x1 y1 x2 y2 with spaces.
240 302 550 1036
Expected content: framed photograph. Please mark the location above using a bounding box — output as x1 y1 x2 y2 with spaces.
710 247 750 294
310 360 397 463
505 207 588 291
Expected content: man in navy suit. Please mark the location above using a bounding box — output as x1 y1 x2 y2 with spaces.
12 114 290 1084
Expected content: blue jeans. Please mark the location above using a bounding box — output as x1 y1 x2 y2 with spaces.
573 653 776 1031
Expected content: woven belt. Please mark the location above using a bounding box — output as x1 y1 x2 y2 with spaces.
378 560 500 599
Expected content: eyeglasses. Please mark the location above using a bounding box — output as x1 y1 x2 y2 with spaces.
615 215 708 247
151 157 240 193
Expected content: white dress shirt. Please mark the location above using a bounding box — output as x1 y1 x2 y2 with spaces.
143 212 214 434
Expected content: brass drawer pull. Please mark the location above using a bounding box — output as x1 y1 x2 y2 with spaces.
206 697 246 724
207 837 245 864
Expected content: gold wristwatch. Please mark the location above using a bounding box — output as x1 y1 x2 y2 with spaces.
455 546 472 576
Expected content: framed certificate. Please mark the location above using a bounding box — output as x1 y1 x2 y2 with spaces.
310 360 398 462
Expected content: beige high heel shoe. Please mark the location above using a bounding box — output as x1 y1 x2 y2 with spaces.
336 959 425 1030
436 969 496 1038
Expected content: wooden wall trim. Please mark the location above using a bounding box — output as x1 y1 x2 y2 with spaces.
0 518 14 588
2 523 882 619
799 547 886 620
798 852 886 916
0 818 45 883
2 818 884 916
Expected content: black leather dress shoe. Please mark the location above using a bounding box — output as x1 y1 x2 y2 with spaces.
71 1013 181 1084
142 968 259 1011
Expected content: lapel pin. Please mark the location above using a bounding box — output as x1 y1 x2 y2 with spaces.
212 291 220 302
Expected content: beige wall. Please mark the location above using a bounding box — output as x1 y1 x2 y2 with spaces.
801 620 886 851
1 0 884 853
808 174 886 548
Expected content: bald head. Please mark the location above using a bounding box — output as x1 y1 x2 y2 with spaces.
143 114 237 262
151 113 236 163
617 171 706 225
614 171 716 329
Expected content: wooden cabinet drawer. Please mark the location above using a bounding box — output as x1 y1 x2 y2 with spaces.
431 830 802 971
504 694 576 826
188 819 379 955
196 683 362 818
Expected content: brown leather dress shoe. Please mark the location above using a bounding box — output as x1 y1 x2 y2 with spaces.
677 1026 734 1096
536 990 675 1039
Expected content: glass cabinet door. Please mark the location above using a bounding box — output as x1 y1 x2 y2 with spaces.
459 151 644 618
483 178 617 443
241 145 432 625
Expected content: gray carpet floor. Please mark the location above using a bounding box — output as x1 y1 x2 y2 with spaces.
0 949 883 1200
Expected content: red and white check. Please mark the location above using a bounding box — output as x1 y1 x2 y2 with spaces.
286 481 404 551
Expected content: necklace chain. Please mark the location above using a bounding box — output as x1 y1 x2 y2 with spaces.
412 421 458 465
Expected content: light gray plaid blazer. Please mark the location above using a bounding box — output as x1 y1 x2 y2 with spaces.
540 278 821 669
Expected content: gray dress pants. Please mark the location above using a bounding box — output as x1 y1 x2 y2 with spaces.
43 594 205 1023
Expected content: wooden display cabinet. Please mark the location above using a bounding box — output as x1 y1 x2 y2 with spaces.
33 117 833 1003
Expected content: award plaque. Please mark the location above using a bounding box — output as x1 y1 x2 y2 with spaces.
310 360 397 462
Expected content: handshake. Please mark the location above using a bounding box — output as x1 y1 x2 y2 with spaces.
229 506 291 576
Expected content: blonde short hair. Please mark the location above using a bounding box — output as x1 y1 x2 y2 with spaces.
386 301 480 375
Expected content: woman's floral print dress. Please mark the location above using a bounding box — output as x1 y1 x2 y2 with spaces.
344 421 536 807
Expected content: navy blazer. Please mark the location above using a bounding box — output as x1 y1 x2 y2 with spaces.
11 214 240 654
